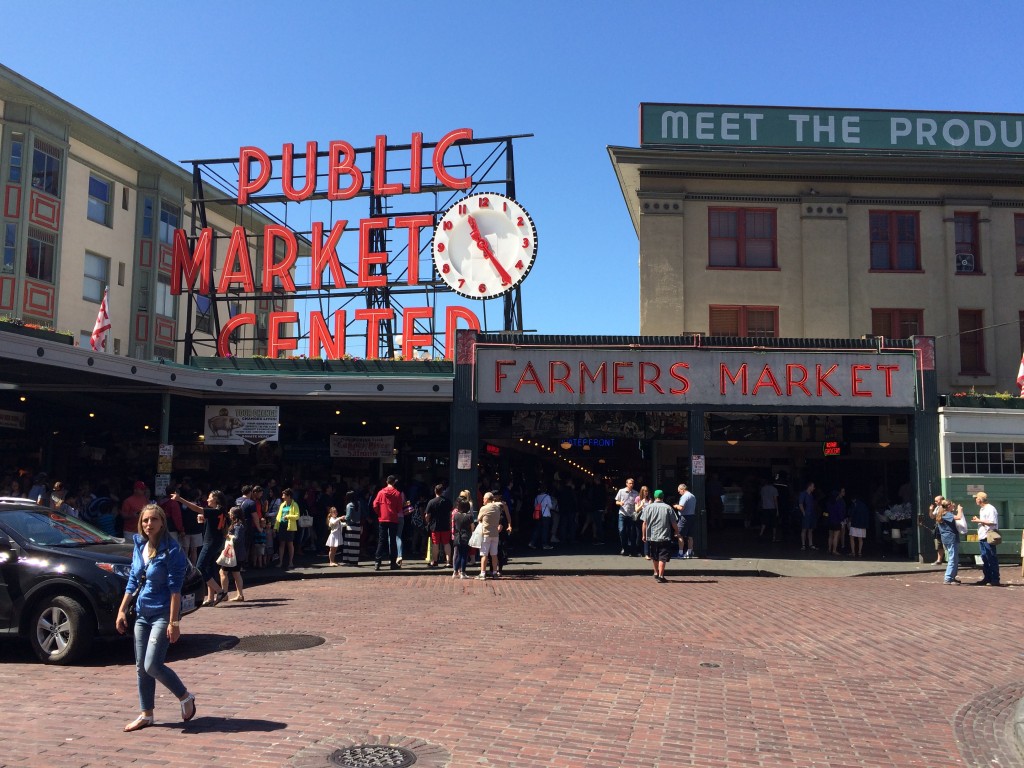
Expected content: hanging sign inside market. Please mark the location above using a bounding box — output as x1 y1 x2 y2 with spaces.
172 129 536 360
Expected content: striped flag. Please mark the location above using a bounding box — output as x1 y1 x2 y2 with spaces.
1018 351 1024 397
90 287 110 352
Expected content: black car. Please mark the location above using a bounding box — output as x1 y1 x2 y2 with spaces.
0 499 205 664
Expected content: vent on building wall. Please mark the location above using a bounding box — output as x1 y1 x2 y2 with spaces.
955 253 975 273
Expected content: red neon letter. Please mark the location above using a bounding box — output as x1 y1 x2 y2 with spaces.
267 311 300 358
262 225 297 292
216 226 255 294
877 364 899 397
171 228 212 295
444 306 481 360
580 362 607 394
401 306 434 359
549 361 573 393
238 146 271 204
216 312 256 356
613 362 634 394
309 310 346 360
639 362 664 394
311 220 348 290
851 364 872 397
354 308 394 359
281 141 318 202
816 364 840 396
720 363 748 394
394 214 432 286
669 362 690 395
432 128 473 190
327 140 362 200
752 364 782 396
786 364 810 396
373 134 403 196
409 132 423 194
495 360 516 393
515 362 545 394
358 217 389 287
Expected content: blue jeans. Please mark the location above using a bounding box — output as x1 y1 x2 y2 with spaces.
134 614 187 712
979 540 1000 584
530 516 551 548
375 521 398 565
940 530 959 582
453 543 468 574
618 515 636 554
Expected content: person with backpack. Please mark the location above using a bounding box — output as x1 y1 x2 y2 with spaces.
529 483 554 550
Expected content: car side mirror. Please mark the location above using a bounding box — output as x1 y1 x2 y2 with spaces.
0 530 17 557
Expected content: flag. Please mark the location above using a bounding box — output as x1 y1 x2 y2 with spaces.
90 287 110 352
1018 350 1024 397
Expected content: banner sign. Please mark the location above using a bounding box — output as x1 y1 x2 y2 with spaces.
476 348 917 408
329 434 395 458
204 405 279 445
0 409 26 430
641 103 1024 154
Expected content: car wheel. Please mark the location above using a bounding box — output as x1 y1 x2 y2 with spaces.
29 595 94 664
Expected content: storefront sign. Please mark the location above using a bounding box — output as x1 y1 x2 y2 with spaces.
204 405 279 445
329 435 395 459
641 103 1024 153
0 409 26 430
476 348 917 408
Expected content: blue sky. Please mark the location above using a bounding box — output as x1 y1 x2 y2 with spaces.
4 0 1024 340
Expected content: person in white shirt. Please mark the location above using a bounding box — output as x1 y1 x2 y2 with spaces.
614 478 639 556
970 492 1000 586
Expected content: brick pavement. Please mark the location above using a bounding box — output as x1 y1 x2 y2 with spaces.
0 565 1021 768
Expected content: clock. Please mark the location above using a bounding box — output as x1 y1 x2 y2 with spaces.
432 192 537 299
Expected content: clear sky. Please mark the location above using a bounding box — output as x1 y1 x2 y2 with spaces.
3 0 1024 339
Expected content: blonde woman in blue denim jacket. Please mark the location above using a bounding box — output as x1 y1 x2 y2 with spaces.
116 503 196 731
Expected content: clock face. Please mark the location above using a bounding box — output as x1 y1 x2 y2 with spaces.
432 192 537 299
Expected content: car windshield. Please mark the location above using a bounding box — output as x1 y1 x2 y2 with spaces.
2 509 117 547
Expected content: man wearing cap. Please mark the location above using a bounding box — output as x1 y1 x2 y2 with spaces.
673 483 697 558
970 492 1001 586
641 490 679 583
121 480 151 535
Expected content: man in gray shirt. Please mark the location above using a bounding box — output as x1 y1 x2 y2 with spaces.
641 490 679 583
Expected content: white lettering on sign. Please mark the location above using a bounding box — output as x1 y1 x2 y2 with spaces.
661 111 764 141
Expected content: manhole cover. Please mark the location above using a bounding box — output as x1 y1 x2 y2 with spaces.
329 745 417 768
223 633 325 653
699 662 721 668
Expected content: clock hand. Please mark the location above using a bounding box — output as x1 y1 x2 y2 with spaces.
467 215 512 285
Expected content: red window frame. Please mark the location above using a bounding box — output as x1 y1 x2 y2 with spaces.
957 309 986 375
869 211 921 271
954 212 981 274
871 309 923 339
708 208 777 269
709 305 779 338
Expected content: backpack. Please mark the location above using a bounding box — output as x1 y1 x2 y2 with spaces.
533 494 547 520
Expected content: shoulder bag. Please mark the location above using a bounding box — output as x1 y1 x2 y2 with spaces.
985 530 1002 545
125 572 146 621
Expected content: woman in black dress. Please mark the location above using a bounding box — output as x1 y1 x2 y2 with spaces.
172 489 227 605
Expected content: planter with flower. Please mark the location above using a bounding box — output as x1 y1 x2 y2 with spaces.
942 390 1024 408
0 316 75 345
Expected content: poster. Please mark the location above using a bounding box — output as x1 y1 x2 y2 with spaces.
329 435 395 459
203 405 279 446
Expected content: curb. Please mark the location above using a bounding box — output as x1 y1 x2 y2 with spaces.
1016 696 1024 763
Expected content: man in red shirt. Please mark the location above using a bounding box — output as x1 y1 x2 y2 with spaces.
121 480 150 535
373 475 403 571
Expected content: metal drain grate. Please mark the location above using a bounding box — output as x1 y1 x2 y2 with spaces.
223 633 326 653
329 745 417 768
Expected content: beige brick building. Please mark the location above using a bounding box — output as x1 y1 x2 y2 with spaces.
610 103 1024 394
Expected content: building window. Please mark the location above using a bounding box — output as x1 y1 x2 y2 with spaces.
951 441 1024 475
159 202 179 245
954 212 980 274
871 309 923 338
869 211 920 270
155 275 175 318
958 309 986 374
194 294 212 334
142 197 155 238
31 139 62 197
708 209 776 268
709 305 778 337
8 133 23 183
3 223 15 273
87 174 113 226
25 227 56 282
83 252 109 303
1015 215 1024 274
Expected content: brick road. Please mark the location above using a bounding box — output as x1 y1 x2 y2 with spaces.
1 565 1021 767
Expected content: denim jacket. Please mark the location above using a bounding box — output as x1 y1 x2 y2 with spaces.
125 534 188 619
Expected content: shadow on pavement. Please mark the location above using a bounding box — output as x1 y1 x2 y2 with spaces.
181 716 286 734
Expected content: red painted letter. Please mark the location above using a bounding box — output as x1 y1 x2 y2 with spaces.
216 312 255 356
639 362 665 394
373 134 403 196
262 225 297 292
358 217 389 287
327 140 362 200
354 308 394 359
394 214 432 286
267 311 300 358
432 128 473 190
669 362 690 395
172 228 212 295
401 306 433 359
816 364 840 396
786 364 810 396
851 364 872 397
309 310 346 359
281 141 318 202
310 220 348 290
216 226 255 294
444 306 481 360
238 146 271 204
720 363 748 394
